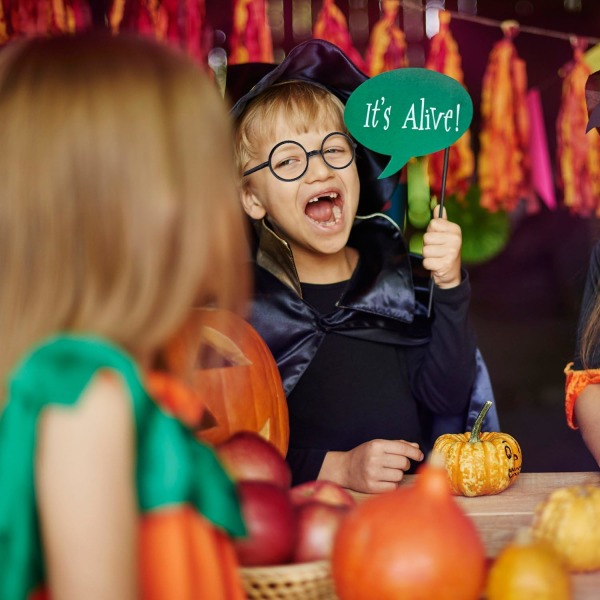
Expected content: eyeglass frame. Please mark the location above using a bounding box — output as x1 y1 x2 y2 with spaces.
242 131 358 182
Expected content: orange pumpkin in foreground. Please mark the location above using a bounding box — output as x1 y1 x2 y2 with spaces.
140 508 245 600
486 529 571 600
331 457 486 600
161 308 289 456
532 484 600 572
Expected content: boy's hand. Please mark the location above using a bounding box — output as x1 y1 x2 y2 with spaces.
422 204 462 289
319 440 424 494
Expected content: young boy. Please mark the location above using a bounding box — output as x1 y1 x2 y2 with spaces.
231 39 491 493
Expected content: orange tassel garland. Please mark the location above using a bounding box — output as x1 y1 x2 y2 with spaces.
425 10 474 198
556 39 600 216
478 22 535 212
365 0 407 76
229 0 273 65
313 0 366 72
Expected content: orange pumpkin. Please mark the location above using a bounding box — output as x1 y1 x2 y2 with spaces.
29 495 246 600
140 507 245 600
486 529 571 600
162 309 289 456
331 456 486 600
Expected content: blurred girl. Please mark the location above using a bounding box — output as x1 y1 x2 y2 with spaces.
0 33 249 599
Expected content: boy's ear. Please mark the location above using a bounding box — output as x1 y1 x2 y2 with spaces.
240 185 267 220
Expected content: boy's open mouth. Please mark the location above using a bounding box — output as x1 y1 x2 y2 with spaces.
304 192 343 226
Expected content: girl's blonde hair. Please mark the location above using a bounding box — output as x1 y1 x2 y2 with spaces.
0 33 250 388
234 81 348 176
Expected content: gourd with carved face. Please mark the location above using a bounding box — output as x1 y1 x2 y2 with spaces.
162 309 289 456
433 401 522 497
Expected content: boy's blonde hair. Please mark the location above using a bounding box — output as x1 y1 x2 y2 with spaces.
234 81 348 176
0 33 249 388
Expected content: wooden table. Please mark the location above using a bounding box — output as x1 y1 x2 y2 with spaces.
351 472 600 599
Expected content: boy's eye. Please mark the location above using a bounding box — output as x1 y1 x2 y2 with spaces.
274 156 301 170
271 142 305 170
322 142 352 166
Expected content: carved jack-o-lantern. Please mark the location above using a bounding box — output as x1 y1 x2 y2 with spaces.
162 309 289 456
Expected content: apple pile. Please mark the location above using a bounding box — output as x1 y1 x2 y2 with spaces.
215 431 355 567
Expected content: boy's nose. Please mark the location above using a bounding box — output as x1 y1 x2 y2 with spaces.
304 151 332 181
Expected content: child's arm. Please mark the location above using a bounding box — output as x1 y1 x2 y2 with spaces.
318 440 424 494
36 371 137 600
410 204 476 416
421 205 462 289
574 383 600 465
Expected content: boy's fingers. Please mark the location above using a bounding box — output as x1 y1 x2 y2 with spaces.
381 455 412 472
426 218 461 235
423 234 462 255
430 204 447 219
385 440 424 461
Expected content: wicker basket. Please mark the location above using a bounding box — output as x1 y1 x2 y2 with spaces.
239 559 338 600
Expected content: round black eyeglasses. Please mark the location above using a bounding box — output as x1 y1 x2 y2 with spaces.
242 132 357 182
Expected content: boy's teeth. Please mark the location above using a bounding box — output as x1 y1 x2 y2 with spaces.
332 205 342 220
308 192 338 203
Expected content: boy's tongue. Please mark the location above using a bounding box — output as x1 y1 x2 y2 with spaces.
305 199 334 223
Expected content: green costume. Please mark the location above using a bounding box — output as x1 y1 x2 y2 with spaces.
0 335 245 599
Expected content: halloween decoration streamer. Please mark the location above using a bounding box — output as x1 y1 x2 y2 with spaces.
1 0 91 38
365 0 407 76
556 39 600 216
478 22 534 212
178 0 205 63
425 10 474 198
527 88 557 210
52 0 90 33
313 0 366 73
0 0 8 42
108 0 206 64
229 0 273 65
108 0 153 36
8 0 50 36
145 0 166 38
108 0 125 32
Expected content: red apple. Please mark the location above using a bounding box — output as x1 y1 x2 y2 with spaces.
234 480 297 566
216 430 292 488
292 501 351 564
290 480 356 508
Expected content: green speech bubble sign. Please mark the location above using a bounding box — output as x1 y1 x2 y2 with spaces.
344 68 473 179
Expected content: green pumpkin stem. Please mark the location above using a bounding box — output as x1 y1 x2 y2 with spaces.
469 401 493 443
